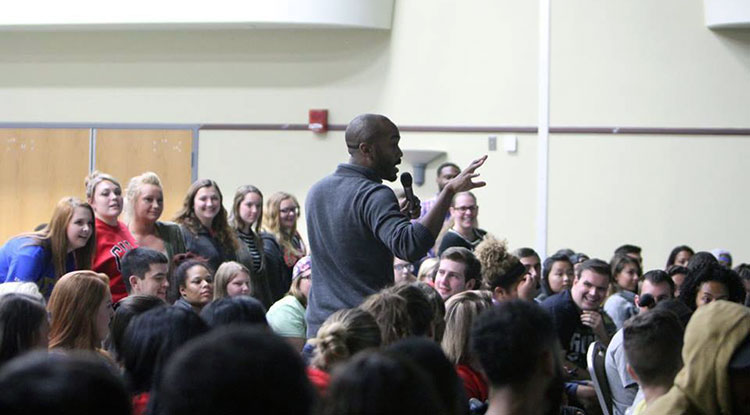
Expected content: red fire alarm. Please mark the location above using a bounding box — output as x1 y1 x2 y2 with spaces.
309 109 328 133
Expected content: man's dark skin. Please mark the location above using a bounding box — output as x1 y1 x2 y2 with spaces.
345 114 487 238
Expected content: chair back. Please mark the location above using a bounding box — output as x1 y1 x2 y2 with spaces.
587 341 613 415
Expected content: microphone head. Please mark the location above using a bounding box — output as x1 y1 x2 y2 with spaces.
638 293 655 308
400 172 413 187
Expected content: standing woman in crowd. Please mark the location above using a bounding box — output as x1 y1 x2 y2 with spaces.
174 179 250 273
85 171 138 303
603 254 642 329
124 172 185 273
666 244 694 269
212 261 253 300
262 192 307 303
536 252 574 302
436 192 486 257
170 259 214 314
441 290 493 403
47 270 114 357
0 197 96 299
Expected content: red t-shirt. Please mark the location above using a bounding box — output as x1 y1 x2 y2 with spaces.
132 392 149 415
456 364 488 402
306 366 331 397
93 218 137 303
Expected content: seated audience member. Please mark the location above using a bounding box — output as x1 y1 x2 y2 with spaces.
678 262 745 311
169 259 213 313
261 192 308 303
390 283 435 339
686 250 718 271
614 244 643 265
471 300 566 415
605 270 675 415
541 259 616 406
154 326 314 415
570 252 590 275
48 271 114 356
644 301 750 415
734 263 750 306
200 296 268 328
442 290 493 403
174 180 251 276
121 307 209 415
711 248 733 269
386 337 467 415
666 265 688 297
307 308 382 396
434 247 481 301
474 235 526 301
121 247 169 301
537 253 574 302
0 293 48 366
393 257 417 284
267 255 311 351
320 350 445 415
359 288 412 346
665 244 694 269
107 295 165 362
416 257 439 284
512 247 542 301
85 171 138 303
0 197 95 299
0 351 130 415
212 261 253 300
555 248 576 260
436 192 486 257
124 172 186 274
414 281 446 342
622 308 684 415
604 255 643 329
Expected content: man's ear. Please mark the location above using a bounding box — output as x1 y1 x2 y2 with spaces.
626 363 640 382
128 275 139 291
465 279 477 290
493 286 507 300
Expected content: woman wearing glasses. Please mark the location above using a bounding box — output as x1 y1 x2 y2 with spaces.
436 192 486 257
262 192 307 303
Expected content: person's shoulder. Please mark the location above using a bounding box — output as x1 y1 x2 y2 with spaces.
541 290 569 308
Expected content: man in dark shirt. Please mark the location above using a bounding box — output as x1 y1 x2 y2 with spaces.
305 114 486 337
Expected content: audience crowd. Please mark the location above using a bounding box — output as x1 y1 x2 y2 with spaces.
0 161 749 415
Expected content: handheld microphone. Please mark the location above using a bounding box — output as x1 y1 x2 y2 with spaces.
400 173 415 205
637 293 655 309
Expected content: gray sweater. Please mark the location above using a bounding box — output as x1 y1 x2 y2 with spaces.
305 163 435 337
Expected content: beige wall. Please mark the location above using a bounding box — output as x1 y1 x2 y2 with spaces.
1 0 749 270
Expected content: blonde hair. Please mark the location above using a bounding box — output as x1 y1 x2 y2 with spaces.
474 234 522 291
48 270 110 351
417 257 439 283
123 171 163 225
26 197 96 277
441 290 493 365
84 170 121 202
310 308 381 371
213 261 252 300
229 185 264 234
359 289 411 346
173 179 239 252
287 274 308 308
262 192 306 262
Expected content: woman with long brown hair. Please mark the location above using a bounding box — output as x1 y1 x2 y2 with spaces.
48 270 114 354
262 192 307 302
174 179 251 273
0 197 96 299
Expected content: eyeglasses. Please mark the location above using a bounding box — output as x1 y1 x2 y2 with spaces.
280 207 299 215
394 263 414 273
454 205 478 213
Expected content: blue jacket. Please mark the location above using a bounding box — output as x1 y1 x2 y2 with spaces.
0 236 74 298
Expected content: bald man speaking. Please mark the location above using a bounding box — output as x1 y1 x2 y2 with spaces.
305 114 486 337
